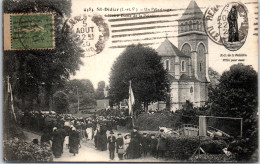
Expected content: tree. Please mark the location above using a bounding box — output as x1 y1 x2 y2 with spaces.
53 91 69 114
208 67 221 88
209 64 258 160
109 44 169 112
95 81 106 99
64 79 95 112
3 0 84 111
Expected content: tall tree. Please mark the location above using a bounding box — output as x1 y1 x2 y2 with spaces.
109 44 169 112
64 79 95 112
53 91 69 114
3 0 84 111
209 64 257 160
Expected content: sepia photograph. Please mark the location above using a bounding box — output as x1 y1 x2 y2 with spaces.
2 0 258 162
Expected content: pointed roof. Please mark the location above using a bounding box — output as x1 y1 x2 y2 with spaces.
179 0 203 21
156 38 189 58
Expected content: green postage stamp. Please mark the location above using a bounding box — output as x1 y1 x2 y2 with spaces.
4 13 55 50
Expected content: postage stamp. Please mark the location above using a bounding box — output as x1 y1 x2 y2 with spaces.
4 13 55 50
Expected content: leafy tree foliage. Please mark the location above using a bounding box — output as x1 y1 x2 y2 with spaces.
109 44 169 111
3 0 84 111
208 67 221 87
53 91 69 114
64 79 95 113
95 81 106 99
209 64 258 161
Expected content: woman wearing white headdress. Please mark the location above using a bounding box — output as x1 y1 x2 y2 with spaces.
69 127 80 156
51 127 63 158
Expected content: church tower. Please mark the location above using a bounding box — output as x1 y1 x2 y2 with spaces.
177 0 210 105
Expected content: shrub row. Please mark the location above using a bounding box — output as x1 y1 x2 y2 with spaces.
162 136 228 160
3 138 53 162
190 154 236 162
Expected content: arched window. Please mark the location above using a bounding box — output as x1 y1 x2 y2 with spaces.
185 22 188 31
189 21 192 31
181 43 191 56
197 43 206 73
165 60 170 71
181 61 185 72
180 23 184 32
196 21 199 30
199 22 202 31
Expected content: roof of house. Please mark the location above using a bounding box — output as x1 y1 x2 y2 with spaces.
156 38 190 58
179 0 203 21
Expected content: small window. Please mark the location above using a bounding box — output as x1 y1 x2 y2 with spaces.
165 60 170 71
190 86 193 93
180 23 183 32
181 61 185 72
189 21 192 30
199 22 202 31
196 21 199 30
200 63 202 72
185 22 188 31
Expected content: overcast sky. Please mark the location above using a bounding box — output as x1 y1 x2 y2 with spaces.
70 0 258 88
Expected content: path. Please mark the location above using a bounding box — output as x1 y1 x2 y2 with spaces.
22 129 168 162
54 140 164 162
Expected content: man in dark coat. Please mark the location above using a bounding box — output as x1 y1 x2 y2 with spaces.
98 124 107 151
57 124 66 154
157 129 167 158
69 127 80 156
116 133 124 160
129 127 142 159
107 131 116 160
51 127 63 158
141 133 150 157
150 134 158 158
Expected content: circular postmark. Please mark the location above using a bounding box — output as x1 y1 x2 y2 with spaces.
219 2 248 51
65 14 109 57
203 5 224 45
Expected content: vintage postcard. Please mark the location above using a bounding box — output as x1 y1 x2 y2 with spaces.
2 0 258 162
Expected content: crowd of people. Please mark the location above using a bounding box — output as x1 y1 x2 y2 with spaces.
94 126 166 160
19 109 168 160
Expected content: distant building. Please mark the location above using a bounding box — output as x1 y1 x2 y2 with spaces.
156 1 210 111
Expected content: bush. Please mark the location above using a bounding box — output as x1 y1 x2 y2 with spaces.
135 112 176 130
200 138 227 154
190 154 236 162
228 135 258 162
164 136 200 160
163 136 229 160
3 138 53 162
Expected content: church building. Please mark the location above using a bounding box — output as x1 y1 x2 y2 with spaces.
156 1 210 111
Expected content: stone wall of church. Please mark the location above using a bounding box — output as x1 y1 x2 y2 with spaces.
177 81 195 109
193 82 201 107
162 56 175 77
199 82 208 106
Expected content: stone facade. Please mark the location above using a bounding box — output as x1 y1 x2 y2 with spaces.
156 1 210 111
